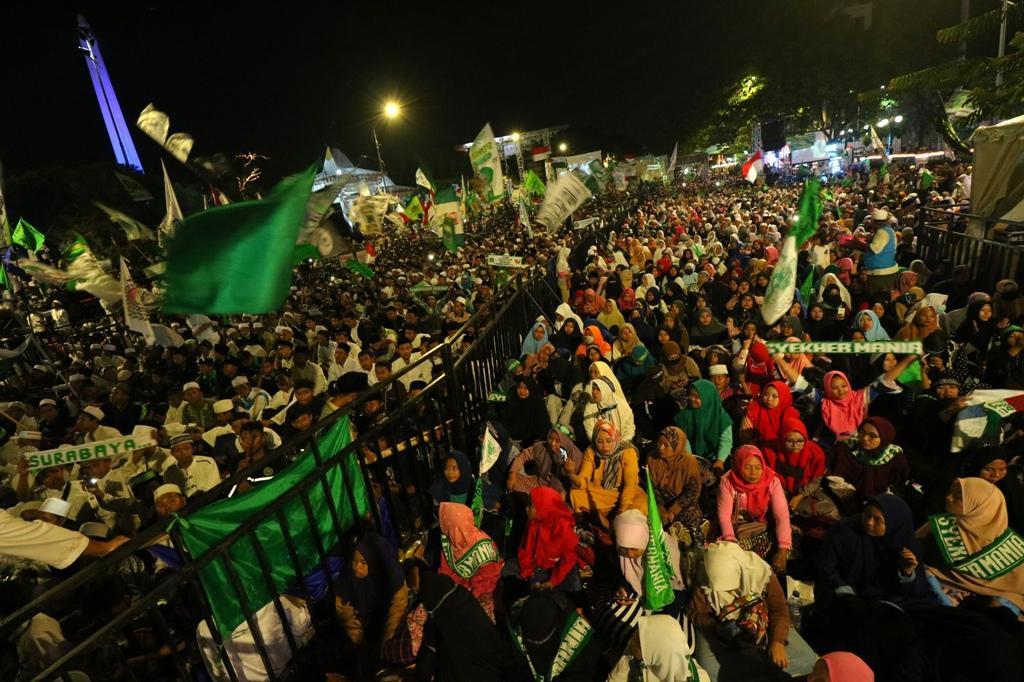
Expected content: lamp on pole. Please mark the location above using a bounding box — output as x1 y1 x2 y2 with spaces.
373 101 401 191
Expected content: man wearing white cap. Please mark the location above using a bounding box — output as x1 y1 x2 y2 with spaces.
181 382 216 430
153 483 187 518
232 376 271 421
859 207 900 296
0 508 129 568
74 406 122 444
13 459 93 523
0 430 41 469
164 433 221 496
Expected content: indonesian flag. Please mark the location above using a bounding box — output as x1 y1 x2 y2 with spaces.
742 151 763 183
951 389 1024 452
532 146 551 161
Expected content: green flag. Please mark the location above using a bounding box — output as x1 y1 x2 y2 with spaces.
405 195 424 222
799 268 815 304
761 179 822 326
344 259 375 279
12 218 45 253
291 243 321 265
790 178 823 247
0 264 9 291
62 232 89 262
920 168 934 190
471 478 484 527
164 166 315 314
642 472 676 611
177 416 371 638
523 170 547 197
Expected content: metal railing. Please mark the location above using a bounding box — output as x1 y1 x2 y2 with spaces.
916 206 1023 290
0 270 564 682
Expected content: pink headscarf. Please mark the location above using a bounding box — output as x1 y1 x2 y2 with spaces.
439 502 492 558
821 370 866 440
823 652 874 681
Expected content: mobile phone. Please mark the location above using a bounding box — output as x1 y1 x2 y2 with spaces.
88 477 99 485
559 448 568 463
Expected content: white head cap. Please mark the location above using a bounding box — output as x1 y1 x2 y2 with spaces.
39 497 71 518
153 483 183 500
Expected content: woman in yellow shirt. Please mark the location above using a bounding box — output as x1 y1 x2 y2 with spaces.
569 419 646 528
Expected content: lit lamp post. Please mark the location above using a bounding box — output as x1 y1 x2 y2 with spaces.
373 101 401 191
558 142 568 153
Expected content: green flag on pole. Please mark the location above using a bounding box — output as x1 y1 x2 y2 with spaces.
164 166 315 314
343 259 375 279
920 168 934 190
799 268 815 304
790 178 823 248
12 218 45 253
642 471 676 611
0 265 10 291
404 195 424 222
523 170 547 197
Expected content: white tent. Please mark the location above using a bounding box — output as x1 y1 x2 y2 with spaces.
969 114 1024 238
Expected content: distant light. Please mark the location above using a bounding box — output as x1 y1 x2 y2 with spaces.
893 115 904 123
715 181 722 187
682 182 687 187
383 101 401 119
427 253 435 261
511 132 521 141
880 85 886 90
863 125 870 131
877 118 889 128
558 142 568 152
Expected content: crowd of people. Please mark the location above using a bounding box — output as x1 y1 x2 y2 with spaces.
3 158 1024 681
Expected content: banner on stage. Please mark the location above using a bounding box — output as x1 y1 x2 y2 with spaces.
765 340 923 355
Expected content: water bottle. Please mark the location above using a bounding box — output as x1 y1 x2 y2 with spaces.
788 590 803 632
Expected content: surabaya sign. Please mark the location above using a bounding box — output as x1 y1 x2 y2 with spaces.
26 435 155 471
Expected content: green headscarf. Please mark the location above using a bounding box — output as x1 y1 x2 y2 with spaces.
674 379 732 458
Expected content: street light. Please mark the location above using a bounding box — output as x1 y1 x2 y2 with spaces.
558 142 568 152
373 100 402 190
877 118 890 128
511 132 521 141
893 115 904 123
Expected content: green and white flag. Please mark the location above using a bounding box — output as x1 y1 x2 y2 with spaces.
158 160 184 247
643 471 676 611
432 186 464 251
12 218 45 253
761 178 821 325
523 169 547 197
94 202 157 241
469 123 505 203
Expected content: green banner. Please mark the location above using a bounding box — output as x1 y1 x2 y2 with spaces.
178 416 370 638
764 340 923 355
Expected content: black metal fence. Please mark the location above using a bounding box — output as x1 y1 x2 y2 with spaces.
916 206 1023 290
0 269 564 682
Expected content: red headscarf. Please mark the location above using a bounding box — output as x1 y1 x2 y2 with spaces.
764 418 826 495
724 445 777 519
821 370 866 439
744 380 799 445
744 342 777 397
519 486 579 573
618 288 637 313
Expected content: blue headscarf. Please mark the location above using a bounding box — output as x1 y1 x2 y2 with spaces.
854 310 890 341
521 322 549 356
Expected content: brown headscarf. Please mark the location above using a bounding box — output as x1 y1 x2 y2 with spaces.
648 426 701 500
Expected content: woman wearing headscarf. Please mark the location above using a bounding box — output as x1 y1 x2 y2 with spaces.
674 379 734 473
717 445 792 572
807 652 874 682
607 614 711 682
955 298 997 358
818 365 915 443
521 321 550 357
505 592 600 682
335 533 409 652
613 509 685 614
551 317 584 356
507 427 583 497
648 426 704 530
854 310 890 342
688 541 818 678
568 419 645 528
580 289 606 318
502 377 552 446
618 287 638 315
922 477 1024 613
519 485 582 591
598 299 627 333
816 273 852 314
415 571 502 682
894 270 919 297
829 416 910 499
581 376 635 444
429 450 475 505
661 313 691 350
961 444 1024 534
574 325 612 359
895 304 944 343
743 341 779 398
764 418 826 498
438 502 503 622
610 323 656 393
741 380 799 446
815 494 931 613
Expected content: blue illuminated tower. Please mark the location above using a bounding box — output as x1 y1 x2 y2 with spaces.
77 15 144 172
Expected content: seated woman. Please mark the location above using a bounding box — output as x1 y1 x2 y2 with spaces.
648 426 704 533
688 541 817 679
506 592 601 682
568 419 645 528
335 534 409 653
518 486 582 592
429 450 474 505
613 509 685 615
741 380 800 446
815 494 932 614
507 427 582 496
610 323 656 393
581 377 636 444
717 445 792 572
764 418 827 500
415 571 502 681
550 316 583 356
501 376 552 446
521 321 549 357
607 614 711 682
961 445 1024 534
829 417 910 500
818 366 915 444
921 477 1024 615
674 379 734 474
574 324 612 360
438 502 503 622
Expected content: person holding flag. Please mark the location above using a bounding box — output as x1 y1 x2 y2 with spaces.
612 505 685 616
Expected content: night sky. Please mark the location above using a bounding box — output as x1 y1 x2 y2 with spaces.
1 1 964 186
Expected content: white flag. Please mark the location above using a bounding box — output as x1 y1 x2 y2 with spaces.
870 126 890 163
158 160 183 246
479 422 502 475
415 168 434 193
120 257 155 344
667 142 678 179
94 202 157 241
536 173 592 231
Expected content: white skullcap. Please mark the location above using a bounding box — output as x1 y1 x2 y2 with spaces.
83 406 105 421
231 376 249 387
870 208 889 222
182 382 201 392
153 483 182 500
39 497 71 518
708 364 729 377
212 399 234 414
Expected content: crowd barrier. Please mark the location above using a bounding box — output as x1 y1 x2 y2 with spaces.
916 206 1023 290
